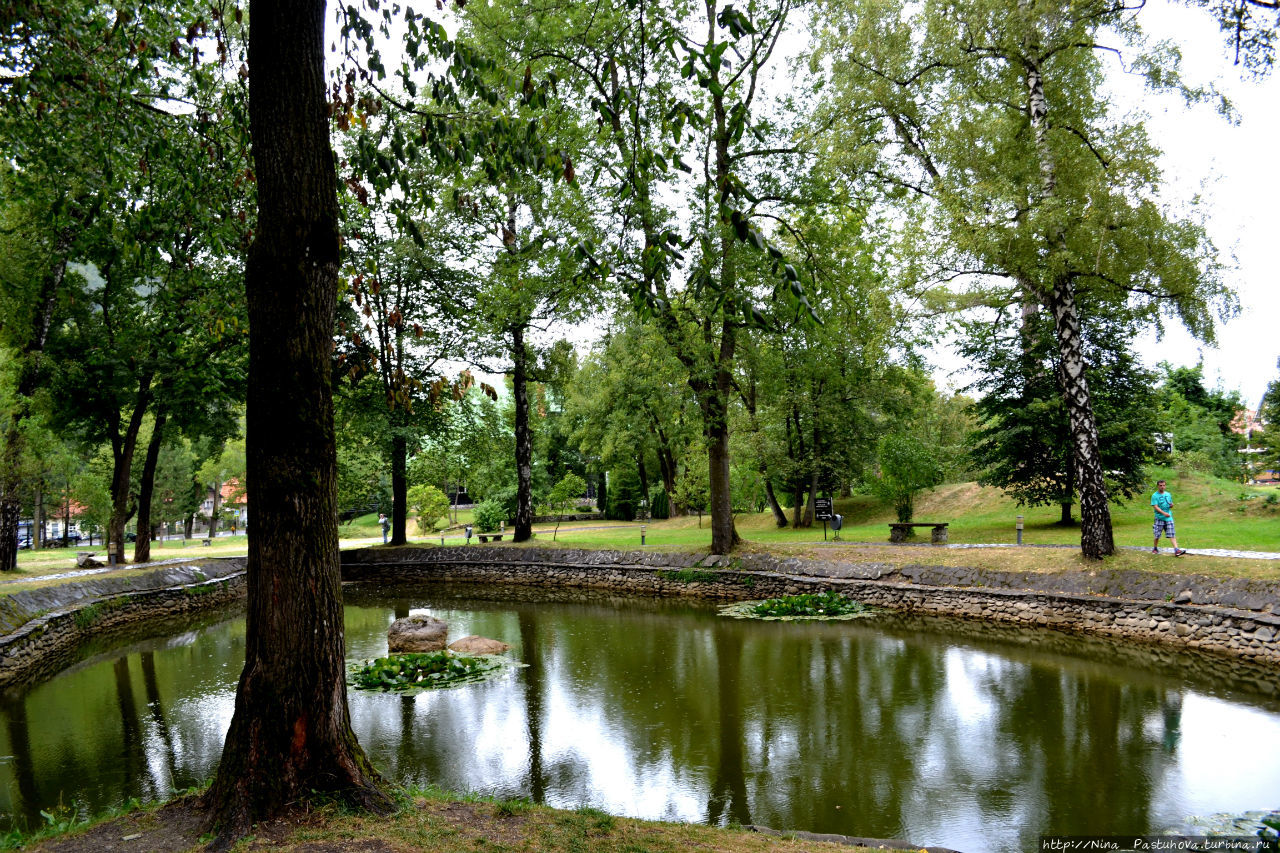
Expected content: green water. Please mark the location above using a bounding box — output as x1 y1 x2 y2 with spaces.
1 586 1277 852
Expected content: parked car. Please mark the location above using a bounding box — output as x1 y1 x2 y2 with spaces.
17 535 31 550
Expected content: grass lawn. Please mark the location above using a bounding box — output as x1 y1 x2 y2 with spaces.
534 467 1279 552
17 787 881 853
7 468 1275 589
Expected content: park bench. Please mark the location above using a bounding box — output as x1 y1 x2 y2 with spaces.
201 538 213 546
888 522 949 544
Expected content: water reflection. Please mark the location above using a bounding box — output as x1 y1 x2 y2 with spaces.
1 589 1278 853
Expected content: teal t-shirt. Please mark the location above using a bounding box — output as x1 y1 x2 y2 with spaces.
1151 490 1173 520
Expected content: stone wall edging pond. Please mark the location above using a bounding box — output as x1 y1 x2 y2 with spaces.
0 559 246 689
342 546 1280 669
3 546 1278 690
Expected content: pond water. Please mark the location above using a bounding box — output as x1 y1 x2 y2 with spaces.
1 584 1278 852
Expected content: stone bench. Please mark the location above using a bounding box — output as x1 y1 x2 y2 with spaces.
888 522 949 544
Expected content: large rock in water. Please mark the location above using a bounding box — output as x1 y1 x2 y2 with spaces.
448 635 511 655
387 614 448 653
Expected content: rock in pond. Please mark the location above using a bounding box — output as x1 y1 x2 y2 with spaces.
387 614 448 652
448 635 511 655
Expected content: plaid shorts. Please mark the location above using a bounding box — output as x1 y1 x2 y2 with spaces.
1153 517 1176 538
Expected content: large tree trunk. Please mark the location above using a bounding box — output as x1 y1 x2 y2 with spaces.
511 322 534 542
764 480 787 528
649 415 678 508
207 482 222 540
0 502 17 573
804 471 818 528
202 0 391 844
32 484 43 550
107 376 152 565
1046 276 1114 557
1025 53 1113 559
701 320 740 553
389 430 407 545
133 411 168 564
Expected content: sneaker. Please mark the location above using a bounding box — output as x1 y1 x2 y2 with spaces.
1174 549 1187 557
1152 548 1159 554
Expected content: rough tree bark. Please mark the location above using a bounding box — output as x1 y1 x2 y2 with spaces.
201 0 392 844
1046 276 1113 555
133 410 168 564
106 374 152 565
511 321 534 541
389 429 408 545
1024 52 1114 558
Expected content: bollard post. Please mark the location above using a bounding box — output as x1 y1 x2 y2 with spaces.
1016 514 1024 545
641 524 647 546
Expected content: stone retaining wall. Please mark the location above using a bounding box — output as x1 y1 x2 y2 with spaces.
3 546 1277 689
342 547 1280 670
0 561 246 689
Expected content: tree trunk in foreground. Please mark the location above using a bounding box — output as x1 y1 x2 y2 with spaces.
1024 50 1113 559
390 430 408 545
701 321 740 554
202 0 391 845
133 410 168 564
1045 276 1114 558
511 322 534 542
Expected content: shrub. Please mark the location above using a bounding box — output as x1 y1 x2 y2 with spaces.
406 484 450 533
489 486 520 525
472 499 506 533
650 488 670 519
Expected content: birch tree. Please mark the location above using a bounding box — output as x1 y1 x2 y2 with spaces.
814 0 1235 557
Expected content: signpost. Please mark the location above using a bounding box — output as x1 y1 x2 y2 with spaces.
814 497 833 540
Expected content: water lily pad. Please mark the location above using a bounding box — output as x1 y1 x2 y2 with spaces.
720 591 879 621
349 651 524 692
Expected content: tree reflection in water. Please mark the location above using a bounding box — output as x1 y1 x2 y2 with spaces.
1 589 1277 853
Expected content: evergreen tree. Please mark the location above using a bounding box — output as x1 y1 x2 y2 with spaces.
961 308 1159 523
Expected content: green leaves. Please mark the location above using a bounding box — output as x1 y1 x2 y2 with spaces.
349 651 508 692
720 592 879 620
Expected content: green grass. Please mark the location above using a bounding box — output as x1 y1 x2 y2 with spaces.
6 468 1273 592
530 467 1278 554
2 780 883 853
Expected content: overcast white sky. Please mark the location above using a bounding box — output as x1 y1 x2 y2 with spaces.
930 0 1279 408
1130 0 1280 408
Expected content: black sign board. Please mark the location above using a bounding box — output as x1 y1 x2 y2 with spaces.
814 498 833 520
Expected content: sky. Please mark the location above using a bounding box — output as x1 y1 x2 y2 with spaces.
929 0 1280 408
1130 1 1280 409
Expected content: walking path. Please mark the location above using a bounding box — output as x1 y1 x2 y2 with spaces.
7 534 1276 588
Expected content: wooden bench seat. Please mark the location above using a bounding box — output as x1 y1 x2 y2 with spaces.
888 522 949 544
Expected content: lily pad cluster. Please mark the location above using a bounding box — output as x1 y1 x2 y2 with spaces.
350 651 510 692
720 591 878 621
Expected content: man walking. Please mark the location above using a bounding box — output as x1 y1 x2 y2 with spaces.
1151 480 1187 556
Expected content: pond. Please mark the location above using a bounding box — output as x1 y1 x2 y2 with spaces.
1 584 1278 853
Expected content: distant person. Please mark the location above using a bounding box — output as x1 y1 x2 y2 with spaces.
1151 479 1187 556
379 513 389 544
